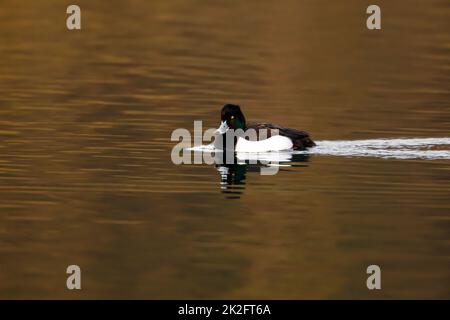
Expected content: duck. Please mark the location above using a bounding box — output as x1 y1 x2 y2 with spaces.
214 104 315 152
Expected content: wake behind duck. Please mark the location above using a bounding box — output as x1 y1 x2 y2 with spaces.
189 136 450 160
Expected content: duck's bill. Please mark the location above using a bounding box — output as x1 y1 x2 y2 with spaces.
215 121 229 134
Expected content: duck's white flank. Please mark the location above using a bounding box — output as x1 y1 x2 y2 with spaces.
213 121 293 152
235 135 293 152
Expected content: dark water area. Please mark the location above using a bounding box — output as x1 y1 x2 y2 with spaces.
0 1 449 298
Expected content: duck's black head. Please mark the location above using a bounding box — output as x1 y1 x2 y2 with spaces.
221 104 246 130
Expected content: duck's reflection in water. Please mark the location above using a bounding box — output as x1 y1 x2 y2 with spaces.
217 164 247 199
214 151 310 199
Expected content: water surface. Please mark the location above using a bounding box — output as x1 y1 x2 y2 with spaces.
0 0 449 299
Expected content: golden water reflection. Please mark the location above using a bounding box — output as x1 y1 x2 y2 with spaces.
0 1 449 298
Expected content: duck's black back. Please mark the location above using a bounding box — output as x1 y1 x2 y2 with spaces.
246 122 316 150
